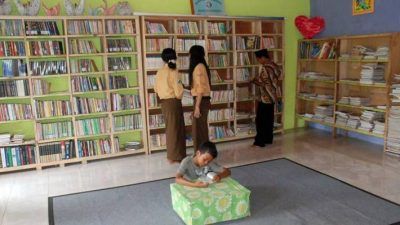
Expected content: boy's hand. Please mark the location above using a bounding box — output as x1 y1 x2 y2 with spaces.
194 181 208 188
212 175 221 182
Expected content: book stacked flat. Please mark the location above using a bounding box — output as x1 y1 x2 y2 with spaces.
387 106 400 154
346 115 361 129
335 111 349 127
313 105 333 121
125 141 143 150
372 121 385 135
374 46 389 60
391 83 400 103
0 134 11 145
360 63 385 84
236 123 255 135
299 71 334 81
338 97 351 105
349 97 369 106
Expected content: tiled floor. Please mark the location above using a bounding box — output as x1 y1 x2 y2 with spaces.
1 129 400 225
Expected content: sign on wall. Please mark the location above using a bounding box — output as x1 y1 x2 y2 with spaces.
191 0 225 16
353 0 375 15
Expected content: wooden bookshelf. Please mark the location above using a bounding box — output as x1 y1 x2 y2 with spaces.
0 16 147 173
141 15 285 152
296 33 400 152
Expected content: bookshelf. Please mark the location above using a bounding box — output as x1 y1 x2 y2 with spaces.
141 15 285 152
296 33 400 152
0 16 147 173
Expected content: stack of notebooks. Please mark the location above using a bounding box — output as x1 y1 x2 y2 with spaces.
10 134 24 144
390 83 400 103
387 106 400 154
374 46 389 60
335 111 349 127
313 105 334 121
347 115 361 129
339 96 369 106
360 63 385 84
299 72 334 81
0 134 11 145
372 121 385 135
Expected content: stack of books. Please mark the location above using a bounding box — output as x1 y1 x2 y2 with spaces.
313 105 333 121
299 72 334 81
145 22 168 34
387 106 400 154
335 111 349 127
360 63 385 84
0 134 11 145
349 97 369 106
207 22 227 35
176 39 205 52
124 141 143 150
372 120 385 135
236 123 255 135
106 20 135 34
146 39 173 52
347 115 361 129
390 83 400 103
209 126 235 140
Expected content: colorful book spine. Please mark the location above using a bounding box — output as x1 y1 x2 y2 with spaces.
0 145 36 168
177 21 199 34
149 114 165 128
30 60 67 76
145 22 168 34
210 90 234 103
71 76 105 92
106 20 135 34
37 121 73 140
78 139 112 157
237 52 251 66
35 100 72 118
68 20 103 35
236 68 250 82
70 59 99 74
109 75 129 89
2 59 27 77
108 57 132 71
145 39 173 52
176 39 205 52
68 39 98 54
113 114 142 131
208 39 228 51
0 41 25 56
32 80 50 95
150 133 166 148
38 140 75 163
24 21 60 36
207 22 227 35
209 126 235 140
208 108 234 122
111 93 141 111
107 39 134 53
0 104 33 121
209 55 228 67
29 40 64 56
75 117 109 136
0 80 29 97
0 20 24 36
73 97 108 115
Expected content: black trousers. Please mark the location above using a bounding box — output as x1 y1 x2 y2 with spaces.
254 101 274 147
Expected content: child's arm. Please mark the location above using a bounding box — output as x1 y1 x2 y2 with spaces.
176 173 209 188
213 167 231 182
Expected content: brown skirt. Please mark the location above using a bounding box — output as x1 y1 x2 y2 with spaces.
192 98 211 150
161 98 186 161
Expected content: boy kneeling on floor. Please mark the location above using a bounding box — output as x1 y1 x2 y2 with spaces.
176 141 231 188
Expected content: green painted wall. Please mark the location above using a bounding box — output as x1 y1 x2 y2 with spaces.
7 0 309 130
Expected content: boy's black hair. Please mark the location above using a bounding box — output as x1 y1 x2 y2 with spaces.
161 48 177 69
198 141 218 158
255 49 270 59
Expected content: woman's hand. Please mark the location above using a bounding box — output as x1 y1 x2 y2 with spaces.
193 106 201 118
194 181 208 188
212 175 221 183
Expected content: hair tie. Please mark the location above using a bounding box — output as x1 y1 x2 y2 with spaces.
168 59 176 63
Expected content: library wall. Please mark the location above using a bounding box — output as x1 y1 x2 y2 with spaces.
311 0 400 37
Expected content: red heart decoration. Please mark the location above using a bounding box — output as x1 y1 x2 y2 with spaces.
295 16 325 39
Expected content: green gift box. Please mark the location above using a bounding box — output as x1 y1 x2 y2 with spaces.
170 178 251 225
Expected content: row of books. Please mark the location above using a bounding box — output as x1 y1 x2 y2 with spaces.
70 59 99 74
0 80 29 97
207 22 228 35
68 20 103 35
148 93 159 108
359 63 385 84
391 80 400 103
298 93 334 101
0 104 33 122
340 45 389 60
75 117 109 136
209 55 228 67
113 114 142 132
237 52 251 66
145 22 168 34
263 37 276 49
2 59 27 77
111 93 141 111
69 39 98 54
209 126 235 140
25 21 60 36
109 75 129 89
107 39 134 53
106 20 135 35
236 68 250 82
335 110 384 134
108 57 132 71
145 56 164 69
145 38 173 52
338 96 369 106
29 40 64 56
236 36 260 50
176 39 205 52
299 41 336 59
178 56 189 69
208 108 234 122
39 140 75 163
387 106 400 154
71 76 105 92
177 21 200 34
35 100 72 118
208 39 228 51
150 133 166 148
0 41 25 56
32 80 50 95
211 90 234 103
236 123 255 135
0 20 24 36
211 70 223 83
149 114 165 129
298 71 334 81
74 97 108 115
78 139 112 157
37 121 73 140
0 145 36 168
30 60 67 76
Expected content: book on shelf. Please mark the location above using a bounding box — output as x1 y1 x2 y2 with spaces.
73 97 108 115
313 105 334 121
10 134 25 144
0 103 33 121
387 106 400 154
391 83 400 103
298 71 334 81
107 39 134 53
209 55 227 67
262 37 276 49
147 75 155 88
177 21 200 34
236 36 260 50
184 112 192 125
358 110 385 133
75 117 109 136
108 57 132 71
182 89 194 106
37 121 73 140
106 20 135 34
209 126 234 140
236 123 256 136
211 90 234 103
68 20 103 35
71 76 105 92
2 59 27 77
338 96 370 106
24 21 60 36
35 100 72 118
69 39 99 54
109 75 129 89
30 60 66 76
236 111 254 120
111 93 141 111
32 79 50 95
341 45 389 60
0 20 24 36
146 38 173 52
0 41 25 56
208 108 234 122
78 138 112 157
29 40 64 56
113 114 142 131
149 114 165 129
208 39 228 51
176 39 205 52
0 134 11 145
123 140 143 151
0 145 35 168
178 56 190 69
360 63 385 84
70 59 99 74
207 22 227 35
148 92 159 108
236 68 250 82
211 70 223 83
0 80 29 97
299 41 336 59
145 22 168 34
181 73 190 86
39 140 75 163
145 56 164 69
150 133 166 148
237 52 251 66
